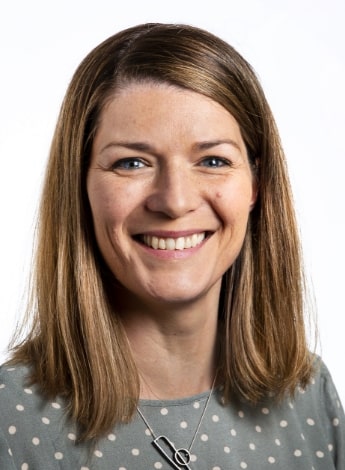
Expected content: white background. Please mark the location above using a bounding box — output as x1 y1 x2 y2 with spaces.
0 0 344 404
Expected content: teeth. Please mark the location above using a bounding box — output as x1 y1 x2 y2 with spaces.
143 233 206 250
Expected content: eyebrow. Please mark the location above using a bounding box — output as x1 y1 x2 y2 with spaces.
100 139 241 154
193 139 241 151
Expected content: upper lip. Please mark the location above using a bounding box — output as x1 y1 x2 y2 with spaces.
133 229 211 238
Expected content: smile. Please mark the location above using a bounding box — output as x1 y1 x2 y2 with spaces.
141 233 206 251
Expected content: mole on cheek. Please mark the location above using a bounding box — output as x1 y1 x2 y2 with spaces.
216 191 222 198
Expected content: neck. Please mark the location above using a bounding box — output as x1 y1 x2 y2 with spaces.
119 297 220 399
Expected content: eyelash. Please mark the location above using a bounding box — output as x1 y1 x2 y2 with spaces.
199 156 231 168
110 156 232 171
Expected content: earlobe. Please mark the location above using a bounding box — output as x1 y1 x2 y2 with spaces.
249 190 258 211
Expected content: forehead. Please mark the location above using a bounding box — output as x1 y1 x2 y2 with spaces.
97 82 243 142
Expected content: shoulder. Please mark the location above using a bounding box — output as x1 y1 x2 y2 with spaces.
307 357 344 411
0 361 66 425
291 357 345 454
0 363 33 397
0 363 79 468
0 363 49 414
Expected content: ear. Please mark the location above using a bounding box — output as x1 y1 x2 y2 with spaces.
249 158 259 211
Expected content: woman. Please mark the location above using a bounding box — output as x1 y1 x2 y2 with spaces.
0 23 344 469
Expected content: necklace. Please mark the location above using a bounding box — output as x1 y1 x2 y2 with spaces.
136 375 217 470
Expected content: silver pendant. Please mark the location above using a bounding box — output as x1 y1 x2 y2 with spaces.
153 435 192 469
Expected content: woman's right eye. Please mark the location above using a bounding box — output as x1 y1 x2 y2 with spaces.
111 158 146 170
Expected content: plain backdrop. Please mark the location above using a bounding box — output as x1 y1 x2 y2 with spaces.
0 0 344 404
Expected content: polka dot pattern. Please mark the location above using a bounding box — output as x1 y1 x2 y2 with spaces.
0 362 344 469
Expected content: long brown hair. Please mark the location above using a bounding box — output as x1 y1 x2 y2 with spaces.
10 23 313 440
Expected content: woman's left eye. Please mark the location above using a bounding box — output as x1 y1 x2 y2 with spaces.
199 156 230 168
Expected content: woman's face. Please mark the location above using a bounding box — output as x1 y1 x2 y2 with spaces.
87 83 257 309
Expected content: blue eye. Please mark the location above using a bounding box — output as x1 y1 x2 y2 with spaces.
112 158 145 170
200 157 230 168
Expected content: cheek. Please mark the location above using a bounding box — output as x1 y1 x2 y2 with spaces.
88 180 126 226
213 181 254 216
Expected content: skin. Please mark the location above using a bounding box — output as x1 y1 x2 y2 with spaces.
87 83 257 398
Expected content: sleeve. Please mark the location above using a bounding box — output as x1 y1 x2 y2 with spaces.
0 426 17 470
320 362 345 470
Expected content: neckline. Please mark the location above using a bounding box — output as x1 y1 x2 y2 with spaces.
139 387 220 407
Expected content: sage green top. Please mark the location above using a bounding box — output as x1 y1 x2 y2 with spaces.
0 360 344 469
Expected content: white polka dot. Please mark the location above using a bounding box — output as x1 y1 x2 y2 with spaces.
193 401 200 409
294 449 302 457
224 446 230 453
328 444 333 451
255 425 262 432
316 451 324 458
280 420 288 428
307 418 315 426
238 410 244 418
268 456 275 463
132 448 140 456
24 388 33 394
54 452 63 460
230 428 237 436
201 434 208 441
8 448 12 456
180 421 188 429
190 454 197 462
298 386 305 394
94 450 103 458
32 437 40 445
212 414 219 422
311 378 316 384
68 433 76 441
42 417 50 424
8 426 16 435
261 407 269 414
16 404 24 411
154 463 163 469
212 467 221 470
21 464 29 470
288 402 294 409
240 462 248 469
108 433 116 441
145 428 152 436
275 439 281 446
81 467 90 470
160 408 168 416
249 443 256 450
333 418 340 426
7 367 15 371
0 384 5 389
301 433 305 440
119 468 127 470
51 402 61 409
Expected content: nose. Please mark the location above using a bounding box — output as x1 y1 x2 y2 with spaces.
145 164 201 219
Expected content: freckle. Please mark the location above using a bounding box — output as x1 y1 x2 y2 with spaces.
216 192 222 198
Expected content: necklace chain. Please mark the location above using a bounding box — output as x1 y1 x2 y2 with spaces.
136 375 217 469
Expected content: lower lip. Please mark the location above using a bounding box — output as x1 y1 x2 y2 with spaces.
136 238 208 259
